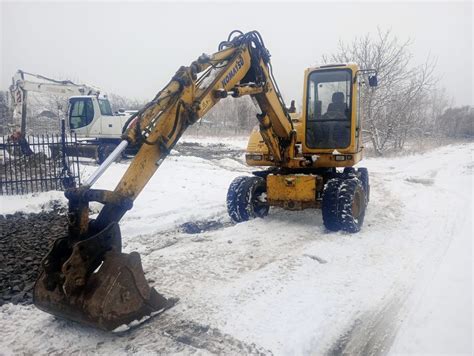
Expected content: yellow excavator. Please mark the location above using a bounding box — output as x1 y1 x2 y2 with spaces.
33 30 377 331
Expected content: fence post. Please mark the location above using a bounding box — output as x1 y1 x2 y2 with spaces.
61 118 67 170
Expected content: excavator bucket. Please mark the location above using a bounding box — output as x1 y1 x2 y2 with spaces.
33 223 175 331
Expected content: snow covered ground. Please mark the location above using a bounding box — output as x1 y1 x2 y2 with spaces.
0 140 472 355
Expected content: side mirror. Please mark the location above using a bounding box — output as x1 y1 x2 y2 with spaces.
368 75 378 87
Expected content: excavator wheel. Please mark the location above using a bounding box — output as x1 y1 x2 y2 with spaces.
227 176 269 223
357 167 370 202
322 177 367 233
343 166 357 178
322 178 343 231
337 178 367 233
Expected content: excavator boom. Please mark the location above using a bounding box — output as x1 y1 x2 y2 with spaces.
34 30 296 330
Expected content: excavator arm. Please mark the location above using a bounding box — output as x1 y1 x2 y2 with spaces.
33 30 296 330
94 31 295 229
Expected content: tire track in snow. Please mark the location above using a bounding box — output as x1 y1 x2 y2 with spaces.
0 304 271 355
116 312 272 355
326 285 411 356
325 147 471 356
150 314 271 355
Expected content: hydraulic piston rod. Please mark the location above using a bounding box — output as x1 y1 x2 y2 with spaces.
84 140 129 186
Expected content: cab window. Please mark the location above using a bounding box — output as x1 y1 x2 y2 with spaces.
98 99 113 116
69 98 94 129
306 69 352 149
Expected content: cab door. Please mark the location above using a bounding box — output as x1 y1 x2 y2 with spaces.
97 99 121 137
305 68 353 150
69 97 95 136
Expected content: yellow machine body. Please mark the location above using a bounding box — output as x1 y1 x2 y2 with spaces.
266 174 321 210
245 64 366 209
246 63 363 170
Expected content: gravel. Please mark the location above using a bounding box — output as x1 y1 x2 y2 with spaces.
172 142 244 161
0 209 68 306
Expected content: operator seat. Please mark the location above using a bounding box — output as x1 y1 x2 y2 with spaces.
327 92 347 114
321 92 350 148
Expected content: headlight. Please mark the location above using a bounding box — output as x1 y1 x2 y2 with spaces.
334 155 353 161
246 154 263 161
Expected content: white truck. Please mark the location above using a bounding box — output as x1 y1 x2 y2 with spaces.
9 70 136 162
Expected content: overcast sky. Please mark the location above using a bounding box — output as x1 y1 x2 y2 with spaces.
1 1 472 106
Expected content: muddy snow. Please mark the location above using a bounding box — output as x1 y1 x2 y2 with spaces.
0 140 472 355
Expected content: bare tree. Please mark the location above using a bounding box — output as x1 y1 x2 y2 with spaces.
323 28 440 154
107 93 146 113
21 92 68 134
427 87 452 135
0 91 13 135
189 96 257 136
436 106 473 138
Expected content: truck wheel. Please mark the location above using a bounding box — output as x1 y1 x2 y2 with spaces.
227 176 269 223
97 144 118 164
338 178 367 233
343 167 356 178
357 168 370 202
322 178 343 231
226 176 248 222
322 177 367 233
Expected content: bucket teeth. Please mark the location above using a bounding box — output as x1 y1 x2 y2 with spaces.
33 223 175 331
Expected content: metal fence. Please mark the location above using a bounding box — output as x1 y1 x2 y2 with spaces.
0 123 81 195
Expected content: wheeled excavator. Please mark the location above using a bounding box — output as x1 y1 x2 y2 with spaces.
33 30 377 331
9 70 135 162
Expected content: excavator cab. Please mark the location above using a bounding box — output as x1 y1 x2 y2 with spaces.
303 64 377 156
245 63 377 169
305 67 352 149
69 97 95 129
68 96 115 134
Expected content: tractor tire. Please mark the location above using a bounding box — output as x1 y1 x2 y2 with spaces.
97 144 119 164
322 178 343 231
322 177 367 233
358 167 370 202
226 176 248 222
338 178 367 233
227 176 269 223
343 167 356 178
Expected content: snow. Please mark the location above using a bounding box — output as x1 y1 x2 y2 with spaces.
80 154 250 239
389 148 473 354
0 141 472 355
180 134 249 150
112 309 166 333
0 190 65 215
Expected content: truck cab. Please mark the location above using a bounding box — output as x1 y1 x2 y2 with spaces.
68 96 132 139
